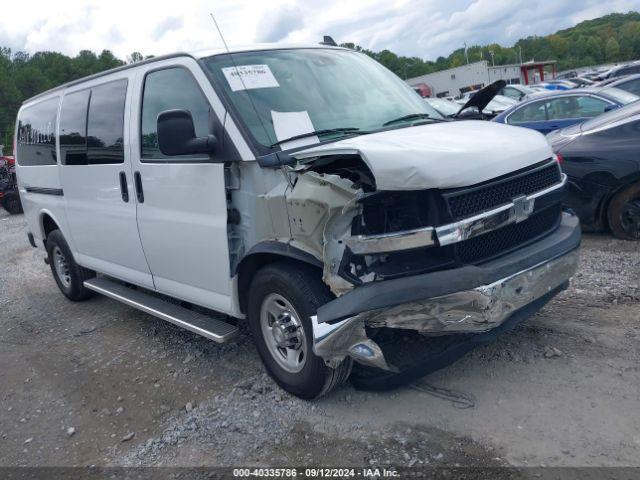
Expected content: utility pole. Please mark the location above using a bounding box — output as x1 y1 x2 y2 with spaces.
518 46 523 64
489 50 495 66
464 42 469 64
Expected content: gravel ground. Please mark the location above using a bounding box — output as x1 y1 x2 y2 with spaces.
1 209 639 470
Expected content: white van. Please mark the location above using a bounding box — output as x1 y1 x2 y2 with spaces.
15 44 580 398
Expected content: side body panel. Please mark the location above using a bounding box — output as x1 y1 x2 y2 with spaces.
128 57 247 315
58 71 153 288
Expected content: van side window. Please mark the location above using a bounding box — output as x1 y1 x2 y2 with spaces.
16 97 59 166
60 80 128 165
60 90 90 165
87 80 127 164
141 68 210 160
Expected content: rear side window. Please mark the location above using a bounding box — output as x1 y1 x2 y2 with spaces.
141 67 210 161
60 79 127 165
87 80 127 164
59 90 90 165
16 98 59 166
545 96 608 120
507 101 547 123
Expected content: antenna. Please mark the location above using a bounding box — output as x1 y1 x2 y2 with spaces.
209 14 274 147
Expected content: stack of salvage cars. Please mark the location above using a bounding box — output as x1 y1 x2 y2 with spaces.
15 44 583 398
0 152 22 215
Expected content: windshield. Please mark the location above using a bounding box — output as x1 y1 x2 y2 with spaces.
202 49 442 150
600 87 640 105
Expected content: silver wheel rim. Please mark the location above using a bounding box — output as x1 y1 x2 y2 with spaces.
53 246 71 288
259 293 307 373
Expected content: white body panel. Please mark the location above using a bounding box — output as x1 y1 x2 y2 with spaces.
58 71 154 288
293 121 553 191
128 57 235 314
16 164 68 248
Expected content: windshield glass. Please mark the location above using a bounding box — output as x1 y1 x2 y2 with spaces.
601 87 640 105
202 49 442 149
580 99 640 131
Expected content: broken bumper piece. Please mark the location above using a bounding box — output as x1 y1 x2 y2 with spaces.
312 213 580 370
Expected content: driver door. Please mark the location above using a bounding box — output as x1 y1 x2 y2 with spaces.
129 58 233 313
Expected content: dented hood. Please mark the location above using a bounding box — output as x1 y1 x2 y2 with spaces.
291 121 552 191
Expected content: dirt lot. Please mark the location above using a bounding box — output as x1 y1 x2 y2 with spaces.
1 209 639 470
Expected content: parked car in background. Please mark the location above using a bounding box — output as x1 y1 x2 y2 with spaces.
548 79 580 89
424 97 461 117
455 91 516 117
534 82 571 91
0 155 22 214
566 77 595 87
547 101 640 239
428 80 515 120
493 89 638 134
498 84 537 101
592 75 629 88
598 61 640 80
595 74 640 96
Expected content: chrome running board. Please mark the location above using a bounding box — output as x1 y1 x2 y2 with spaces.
84 277 238 343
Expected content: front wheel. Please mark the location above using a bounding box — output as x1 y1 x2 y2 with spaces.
247 261 352 399
608 183 640 240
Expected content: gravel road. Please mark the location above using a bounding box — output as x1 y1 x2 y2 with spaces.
1 209 639 469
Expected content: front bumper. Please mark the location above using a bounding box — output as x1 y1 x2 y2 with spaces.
312 212 581 371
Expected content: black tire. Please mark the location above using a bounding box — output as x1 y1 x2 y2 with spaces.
2 191 23 215
247 261 352 399
46 230 95 301
607 183 640 240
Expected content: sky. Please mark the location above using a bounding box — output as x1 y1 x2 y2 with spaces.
0 0 638 61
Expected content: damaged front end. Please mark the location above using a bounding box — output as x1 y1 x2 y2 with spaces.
281 151 580 374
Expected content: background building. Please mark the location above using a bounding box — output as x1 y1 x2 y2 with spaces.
407 60 557 98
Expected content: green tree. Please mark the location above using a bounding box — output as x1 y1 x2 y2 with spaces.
605 37 621 61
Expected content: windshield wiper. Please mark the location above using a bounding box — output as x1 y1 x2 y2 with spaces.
382 113 444 126
270 128 364 148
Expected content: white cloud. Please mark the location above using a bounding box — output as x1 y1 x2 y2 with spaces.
0 0 637 60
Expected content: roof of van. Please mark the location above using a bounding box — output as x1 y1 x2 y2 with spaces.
22 43 347 105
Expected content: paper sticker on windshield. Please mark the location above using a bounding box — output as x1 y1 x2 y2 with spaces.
222 65 280 92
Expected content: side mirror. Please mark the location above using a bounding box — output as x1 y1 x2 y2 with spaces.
604 104 619 112
157 109 217 156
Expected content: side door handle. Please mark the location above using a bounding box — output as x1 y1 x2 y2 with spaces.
119 171 129 202
134 171 144 203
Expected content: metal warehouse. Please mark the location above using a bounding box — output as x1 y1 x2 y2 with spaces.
407 60 557 98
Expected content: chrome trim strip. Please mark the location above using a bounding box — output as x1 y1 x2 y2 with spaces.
345 225 435 254
344 173 566 254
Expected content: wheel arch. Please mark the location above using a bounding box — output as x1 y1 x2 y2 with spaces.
39 210 63 246
236 241 323 315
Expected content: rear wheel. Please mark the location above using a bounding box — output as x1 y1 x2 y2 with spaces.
608 183 640 240
247 261 352 399
46 230 95 301
2 191 23 214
